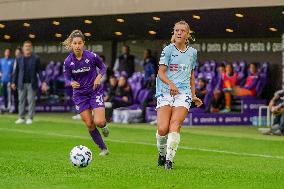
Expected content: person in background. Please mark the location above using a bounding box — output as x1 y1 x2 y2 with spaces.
111 75 132 109
142 49 157 89
207 89 225 113
217 63 238 113
195 77 207 103
11 41 48 124
10 48 22 113
104 75 118 102
99 55 113 84
113 45 136 78
217 63 225 77
104 75 118 121
261 90 284 136
233 62 259 97
0 48 14 113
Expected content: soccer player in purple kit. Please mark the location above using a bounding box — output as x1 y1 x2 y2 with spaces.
63 30 109 156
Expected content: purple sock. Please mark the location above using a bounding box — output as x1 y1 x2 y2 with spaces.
89 128 107 150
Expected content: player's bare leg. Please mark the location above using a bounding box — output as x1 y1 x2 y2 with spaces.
165 106 188 170
156 105 172 166
93 107 109 137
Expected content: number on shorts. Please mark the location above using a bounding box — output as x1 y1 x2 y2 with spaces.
185 96 191 104
96 95 103 105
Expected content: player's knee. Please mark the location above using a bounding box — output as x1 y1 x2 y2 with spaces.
157 127 168 136
94 119 106 127
170 119 181 126
169 119 181 130
84 120 94 130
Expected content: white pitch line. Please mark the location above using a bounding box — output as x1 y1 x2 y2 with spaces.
1 128 284 160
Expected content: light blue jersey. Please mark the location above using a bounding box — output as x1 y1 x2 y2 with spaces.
156 43 197 97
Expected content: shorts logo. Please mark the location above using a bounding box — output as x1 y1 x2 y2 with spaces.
75 105 80 110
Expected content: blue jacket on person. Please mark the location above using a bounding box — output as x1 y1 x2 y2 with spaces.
0 57 14 83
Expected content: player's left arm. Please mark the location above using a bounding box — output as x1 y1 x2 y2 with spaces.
93 54 106 90
190 72 202 107
190 50 202 107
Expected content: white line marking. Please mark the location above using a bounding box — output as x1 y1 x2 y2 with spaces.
1 128 284 160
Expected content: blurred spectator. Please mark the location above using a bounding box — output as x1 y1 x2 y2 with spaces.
99 55 113 84
104 75 118 121
195 77 207 102
11 41 48 125
262 90 284 136
217 63 225 77
104 75 118 102
0 48 14 112
207 89 225 113
15 48 22 58
104 75 132 121
217 63 238 113
142 49 156 88
11 48 22 113
113 45 136 77
233 63 259 96
112 75 132 108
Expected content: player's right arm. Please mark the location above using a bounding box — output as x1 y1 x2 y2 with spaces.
158 45 179 96
63 58 80 89
158 65 178 96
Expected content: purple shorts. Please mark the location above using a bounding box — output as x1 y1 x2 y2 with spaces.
73 90 105 113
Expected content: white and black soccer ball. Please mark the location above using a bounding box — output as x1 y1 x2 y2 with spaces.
70 145 92 168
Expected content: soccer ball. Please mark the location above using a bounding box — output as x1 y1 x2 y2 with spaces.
70 145 92 168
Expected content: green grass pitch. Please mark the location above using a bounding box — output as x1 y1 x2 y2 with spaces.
0 113 284 189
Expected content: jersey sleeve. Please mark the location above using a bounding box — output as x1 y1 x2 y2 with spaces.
159 45 171 66
93 53 106 76
63 58 72 86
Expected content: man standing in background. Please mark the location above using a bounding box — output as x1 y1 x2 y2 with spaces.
11 41 48 125
11 48 22 113
0 48 14 113
113 45 136 77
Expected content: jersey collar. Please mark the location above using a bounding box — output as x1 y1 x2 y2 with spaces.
173 44 189 53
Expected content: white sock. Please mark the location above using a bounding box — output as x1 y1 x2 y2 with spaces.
156 132 168 157
166 132 180 162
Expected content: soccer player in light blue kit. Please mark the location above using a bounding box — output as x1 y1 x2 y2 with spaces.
156 20 203 169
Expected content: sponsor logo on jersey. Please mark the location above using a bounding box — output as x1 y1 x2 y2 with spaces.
169 64 179 71
72 67 91 73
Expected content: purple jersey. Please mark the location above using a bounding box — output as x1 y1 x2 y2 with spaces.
63 50 106 106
